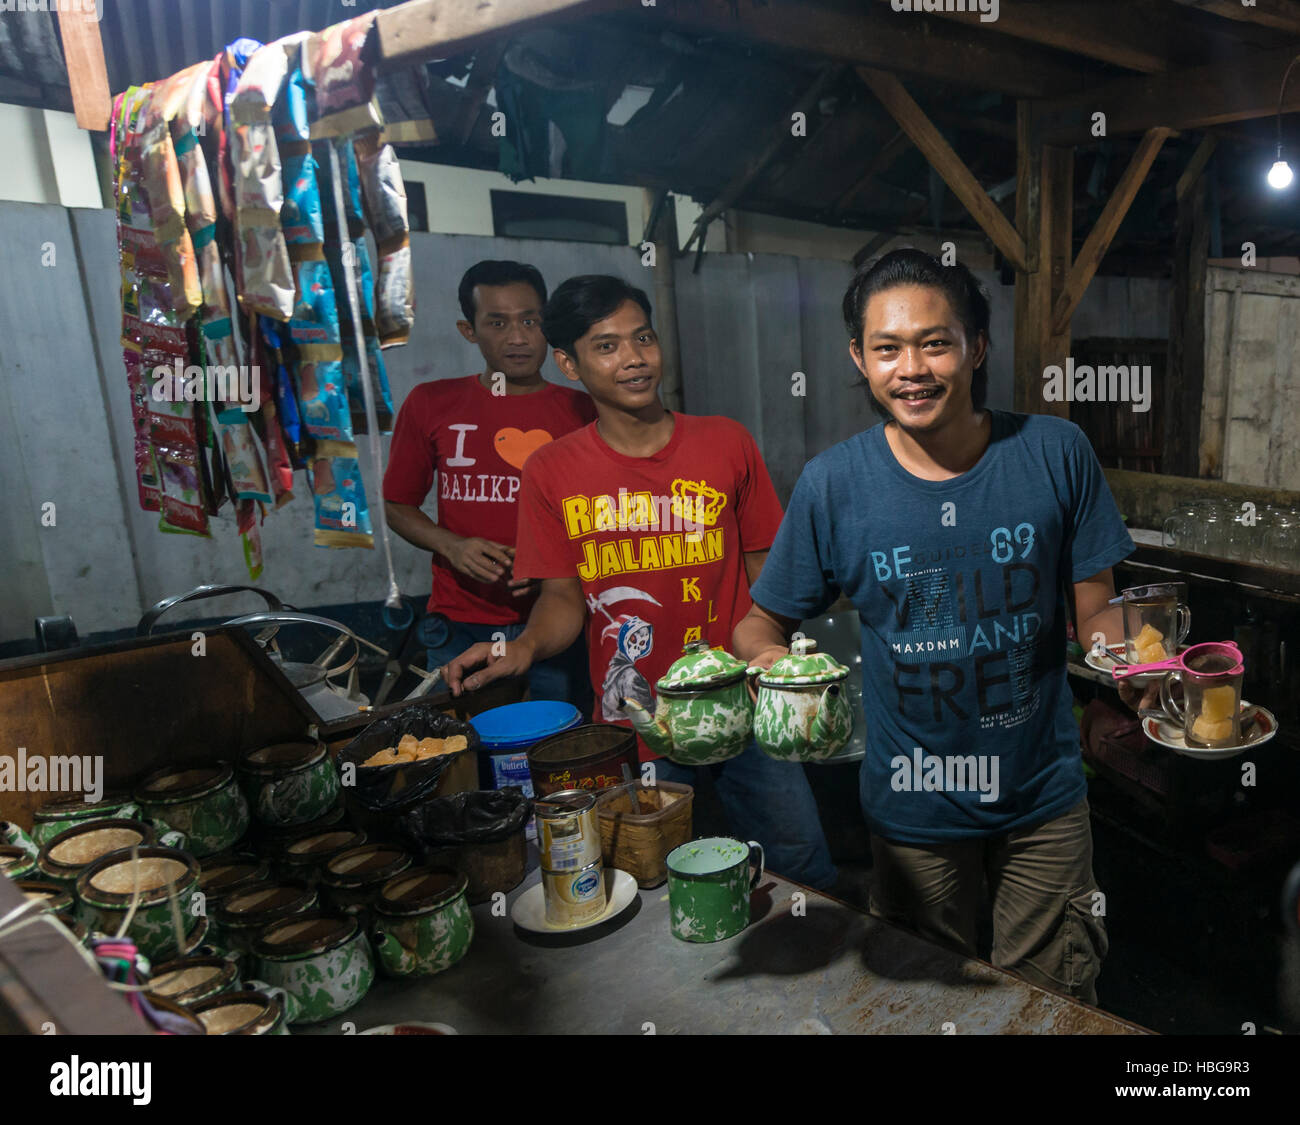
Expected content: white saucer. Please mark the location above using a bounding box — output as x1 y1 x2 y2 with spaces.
511 868 638 933
359 1022 458 1035
1142 703 1278 759
1085 643 1181 685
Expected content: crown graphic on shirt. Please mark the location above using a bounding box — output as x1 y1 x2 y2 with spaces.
670 478 727 528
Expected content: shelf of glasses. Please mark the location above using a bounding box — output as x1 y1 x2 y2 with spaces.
1123 540 1300 600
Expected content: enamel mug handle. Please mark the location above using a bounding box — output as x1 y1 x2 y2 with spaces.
1160 670 1186 724
245 978 300 1024
747 841 764 891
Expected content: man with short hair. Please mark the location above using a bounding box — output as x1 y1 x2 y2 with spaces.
384 260 596 703
734 249 1141 1003
445 274 838 890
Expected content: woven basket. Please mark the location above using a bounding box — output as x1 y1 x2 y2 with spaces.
594 782 694 888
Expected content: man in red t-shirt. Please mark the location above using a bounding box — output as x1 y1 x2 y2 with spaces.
445 274 837 889
383 260 596 703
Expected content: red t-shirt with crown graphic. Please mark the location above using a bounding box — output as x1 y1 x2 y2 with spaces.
513 414 784 751
384 375 597 624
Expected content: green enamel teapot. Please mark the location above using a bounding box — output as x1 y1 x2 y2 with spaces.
619 641 753 766
749 637 854 762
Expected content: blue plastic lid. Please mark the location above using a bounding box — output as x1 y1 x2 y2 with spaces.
469 701 583 750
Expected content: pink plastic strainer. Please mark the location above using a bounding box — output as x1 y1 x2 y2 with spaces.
1111 640 1243 682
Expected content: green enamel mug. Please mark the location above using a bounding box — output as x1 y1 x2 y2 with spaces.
666 836 764 943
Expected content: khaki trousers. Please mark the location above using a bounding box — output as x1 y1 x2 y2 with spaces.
868 799 1108 1006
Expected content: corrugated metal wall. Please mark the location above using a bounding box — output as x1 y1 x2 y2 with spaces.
0 200 1170 642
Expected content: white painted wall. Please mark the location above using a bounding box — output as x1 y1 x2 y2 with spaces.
0 105 100 208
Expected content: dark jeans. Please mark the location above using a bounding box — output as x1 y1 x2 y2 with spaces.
653 741 839 891
420 613 592 713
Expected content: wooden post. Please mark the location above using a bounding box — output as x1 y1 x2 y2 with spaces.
56 7 111 131
644 190 685 413
1014 102 1072 417
1164 163 1210 477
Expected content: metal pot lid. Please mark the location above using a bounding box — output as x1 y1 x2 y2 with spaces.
218 881 315 920
241 741 325 774
656 641 749 692
323 844 411 887
254 912 358 957
34 792 135 819
136 762 233 801
376 868 467 914
757 637 849 686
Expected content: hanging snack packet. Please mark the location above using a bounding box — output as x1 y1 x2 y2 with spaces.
373 67 437 146
137 110 202 316
278 67 325 247
237 498 265 581
230 37 309 320
258 317 303 449
215 411 272 503
307 440 374 548
306 13 382 139
155 439 211 536
353 130 413 347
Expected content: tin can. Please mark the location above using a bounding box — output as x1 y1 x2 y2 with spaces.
535 790 601 873
541 860 607 927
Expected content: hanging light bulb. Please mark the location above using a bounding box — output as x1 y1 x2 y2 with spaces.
1269 154 1295 190
1267 55 1299 190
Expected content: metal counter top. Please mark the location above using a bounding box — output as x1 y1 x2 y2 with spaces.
298 869 1148 1036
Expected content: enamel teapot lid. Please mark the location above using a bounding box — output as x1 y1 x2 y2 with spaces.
757 637 849 686
656 641 749 692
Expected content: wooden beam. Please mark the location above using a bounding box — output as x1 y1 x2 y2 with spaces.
1176 134 1218 202
375 0 610 68
1014 102 1072 418
657 0 1089 99
858 68 1027 273
1173 0 1300 37
883 0 1174 74
685 66 844 250
832 128 910 215
1037 43 1300 143
1051 128 1172 334
56 6 111 131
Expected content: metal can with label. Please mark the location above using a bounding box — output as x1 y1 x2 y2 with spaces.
535 789 601 873
541 859 607 927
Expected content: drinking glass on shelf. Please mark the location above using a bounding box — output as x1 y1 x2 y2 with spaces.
1162 504 1202 552
1195 500 1230 557
1226 509 1252 560
1264 510 1300 571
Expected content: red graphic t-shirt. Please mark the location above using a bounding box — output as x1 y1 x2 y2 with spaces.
514 413 785 759
384 375 597 624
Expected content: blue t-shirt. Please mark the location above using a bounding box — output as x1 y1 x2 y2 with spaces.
750 411 1134 844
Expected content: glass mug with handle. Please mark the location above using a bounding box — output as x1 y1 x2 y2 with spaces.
1156 641 1246 748
1120 583 1191 665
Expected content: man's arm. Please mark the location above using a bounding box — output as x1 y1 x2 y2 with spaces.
743 549 768 587
385 501 514 585
1073 567 1157 712
443 576 586 695
733 601 802 672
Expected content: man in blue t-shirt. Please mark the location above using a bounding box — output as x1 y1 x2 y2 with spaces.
734 250 1146 1006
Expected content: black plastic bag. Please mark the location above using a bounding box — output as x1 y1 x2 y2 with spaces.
393 787 532 851
336 704 480 812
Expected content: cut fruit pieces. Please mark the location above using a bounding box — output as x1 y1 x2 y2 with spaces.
1199 685 1237 723
1191 715 1235 743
